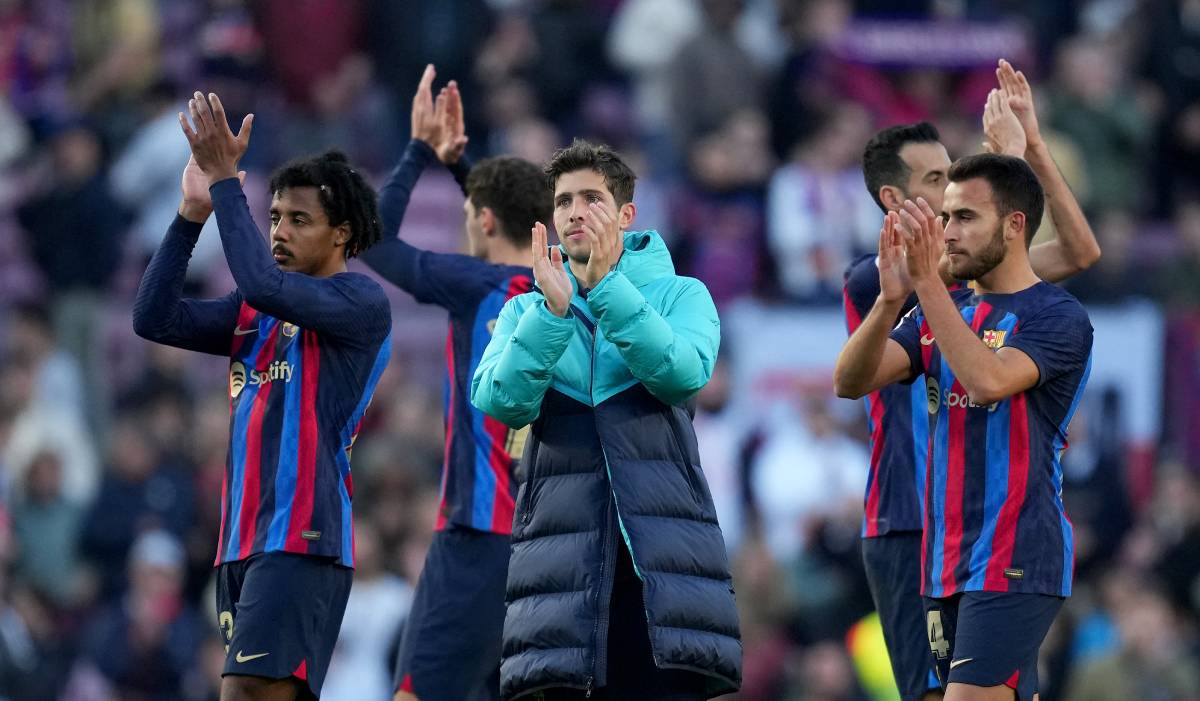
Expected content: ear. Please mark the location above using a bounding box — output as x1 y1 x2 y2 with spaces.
479 206 497 238
333 222 351 248
1006 211 1027 242
879 186 904 211
617 201 637 230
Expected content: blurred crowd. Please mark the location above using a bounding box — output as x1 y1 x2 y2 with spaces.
0 0 1198 700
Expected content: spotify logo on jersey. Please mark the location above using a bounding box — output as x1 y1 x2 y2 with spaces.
926 378 940 414
230 362 247 398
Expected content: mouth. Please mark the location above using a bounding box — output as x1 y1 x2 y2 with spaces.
565 229 585 241
272 244 293 262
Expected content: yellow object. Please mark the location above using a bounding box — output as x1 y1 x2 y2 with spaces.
846 611 901 701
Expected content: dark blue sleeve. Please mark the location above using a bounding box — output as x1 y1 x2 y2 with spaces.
1004 297 1093 388
448 152 474 196
358 139 502 313
889 305 925 379
132 214 241 356
209 178 391 344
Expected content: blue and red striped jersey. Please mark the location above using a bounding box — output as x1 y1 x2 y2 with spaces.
890 282 1093 598
133 180 393 569
361 139 532 534
216 302 390 567
843 254 928 537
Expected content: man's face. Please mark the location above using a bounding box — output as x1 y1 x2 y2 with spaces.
941 178 1008 280
269 187 348 275
552 169 620 264
462 197 486 259
898 141 951 214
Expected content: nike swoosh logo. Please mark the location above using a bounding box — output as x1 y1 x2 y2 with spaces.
950 657 973 669
235 651 270 663
233 327 257 336
920 334 935 346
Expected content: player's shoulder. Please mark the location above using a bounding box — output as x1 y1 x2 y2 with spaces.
1025 281 1090 319
844 252 877 283
332 270 391 313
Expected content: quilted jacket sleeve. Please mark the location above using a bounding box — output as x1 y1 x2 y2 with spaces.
586 271 720 406
471 295 575 428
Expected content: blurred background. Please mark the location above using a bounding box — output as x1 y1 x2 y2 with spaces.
0 0 1197 699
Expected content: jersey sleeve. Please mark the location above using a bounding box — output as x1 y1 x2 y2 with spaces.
888 305 925 380
1004 298 1093 388
209 179 391 344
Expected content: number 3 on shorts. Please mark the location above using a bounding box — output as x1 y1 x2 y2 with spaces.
927 610 950 660
219 610 234 653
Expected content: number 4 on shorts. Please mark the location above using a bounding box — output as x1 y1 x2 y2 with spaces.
927 610 950 659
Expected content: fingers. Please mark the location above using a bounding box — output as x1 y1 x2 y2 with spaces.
192 91 215 131
532 222 548 261
209 92 230 135
236 113 254 148
237 170 247 186
914 196 938 222
178 111 197 144
549 246 565 271
417 63 436 97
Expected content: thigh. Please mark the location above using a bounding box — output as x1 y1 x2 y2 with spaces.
394 528 510 701
863 533 941 701
223 553 353 701
940 592 1062 701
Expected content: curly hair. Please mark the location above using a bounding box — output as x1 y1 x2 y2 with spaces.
268 151 382 258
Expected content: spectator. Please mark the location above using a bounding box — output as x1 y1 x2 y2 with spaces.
74 530 205 701
10 450 83 605
15 118 128 434
766 103 879 301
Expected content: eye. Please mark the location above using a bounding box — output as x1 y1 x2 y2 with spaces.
269 215 280 225
586 194 601 203
556 198 570 208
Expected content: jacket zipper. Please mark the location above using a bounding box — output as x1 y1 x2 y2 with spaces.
587 324 618 694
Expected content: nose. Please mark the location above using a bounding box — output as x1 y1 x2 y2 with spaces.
568 196 587 224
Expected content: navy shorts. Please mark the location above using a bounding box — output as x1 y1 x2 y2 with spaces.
217 552 353 700
393 525 510 701
923 591 1064 700
861 532 940 701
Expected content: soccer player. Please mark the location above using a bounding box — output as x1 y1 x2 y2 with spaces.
834 153 1093 701
843 60 1099 701
356 65 548 701
132 92 391 701
471 140 741 700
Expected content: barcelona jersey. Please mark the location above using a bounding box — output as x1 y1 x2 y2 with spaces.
890 282 1092 597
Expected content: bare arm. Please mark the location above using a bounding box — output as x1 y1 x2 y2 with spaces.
834 213 920 398
994 59 1101 282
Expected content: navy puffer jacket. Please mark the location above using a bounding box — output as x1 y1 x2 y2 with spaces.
472 231 741 699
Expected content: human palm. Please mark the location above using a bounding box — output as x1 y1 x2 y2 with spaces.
531 222 571 316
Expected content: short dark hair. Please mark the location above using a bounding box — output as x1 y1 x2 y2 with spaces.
466 157 552 246
947 153 1045 245
268 151 381 258
544 138 637 206
862 122 941 211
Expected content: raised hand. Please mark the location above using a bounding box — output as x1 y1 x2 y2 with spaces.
877 211 912 303
434 80 469 165
411 64 444 148
996 59 1042 151
178 154 245 223
899 198 944 284
532 222 572 317
579 201 624 289
178 91 253 185
982 88 1026 157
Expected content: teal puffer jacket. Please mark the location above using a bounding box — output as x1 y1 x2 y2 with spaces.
472 230 742 699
